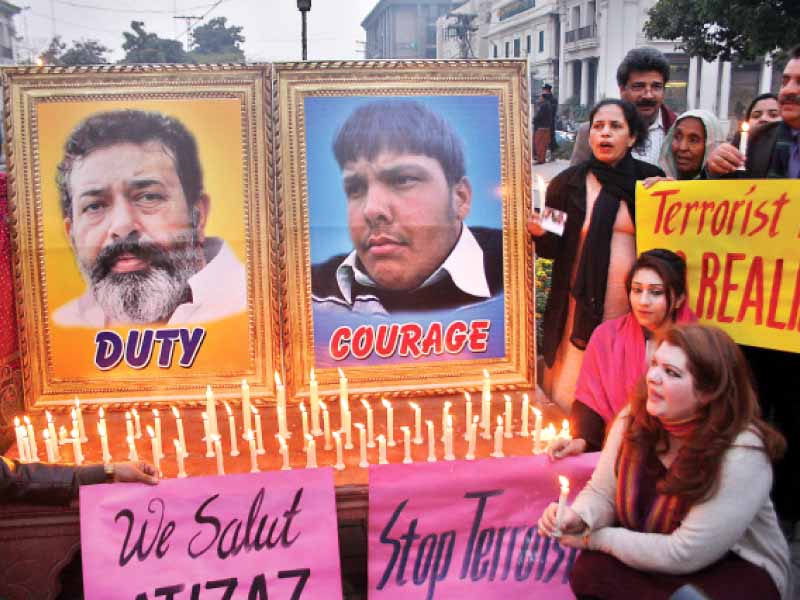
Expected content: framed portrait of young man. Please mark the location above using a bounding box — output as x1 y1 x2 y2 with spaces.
3 65 281 408
274 60 535 399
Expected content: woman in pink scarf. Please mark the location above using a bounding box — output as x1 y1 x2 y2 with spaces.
549 248 696 458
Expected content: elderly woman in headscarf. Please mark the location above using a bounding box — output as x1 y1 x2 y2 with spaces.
656 109 726 181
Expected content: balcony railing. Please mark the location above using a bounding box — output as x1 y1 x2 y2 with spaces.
498 0 535 21
565 24 597 43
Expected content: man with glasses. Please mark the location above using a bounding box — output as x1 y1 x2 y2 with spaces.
570 47 677 166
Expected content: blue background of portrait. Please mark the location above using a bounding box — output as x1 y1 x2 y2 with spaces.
304 94 505 366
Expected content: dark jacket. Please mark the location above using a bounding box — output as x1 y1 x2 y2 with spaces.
1 455 105 505
534 159 664 367
533 98 554 129
311 226 504 313
744 120 796 178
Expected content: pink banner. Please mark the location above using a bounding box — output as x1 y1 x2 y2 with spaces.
80 468 342 600
368 454 599 599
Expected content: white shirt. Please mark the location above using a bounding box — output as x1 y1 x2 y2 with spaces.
325 225 491 315
53 238 247 327
633 118 665 166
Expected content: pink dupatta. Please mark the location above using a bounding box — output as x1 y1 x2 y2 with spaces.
574 304 696 423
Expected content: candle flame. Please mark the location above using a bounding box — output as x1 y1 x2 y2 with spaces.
354 422 364 430
23 415 31 425
14 416 20 427
202 411 208 420
152 408 159 417
126 434 134 444
251 406 259 415
464 391 471 402
274 371 282 386
74 397 80 407
483 369 489 378
59 425 67 435
299 401 306 412
206 384 214 397
131 408 139 417
125 410 131 418
98 407 105 418
319 400 327 411
562 419 570 431
46 410 53 423
242 379 249 389
71 428 79 439
146 425 155 438
409 401 419 410
532 407 542 417
497 416 503 426
360 399 371 411
71 408 77 419
400 425 409 432
245 430 254 441
473 415 480 423
504 394 511 401
338 367 346 379
376 434 385 441
43 429 50 440
309 368 315 381
224 402 232 415
741 121 750 133
333 431 340 439
174 439 181 450
172 406 180 418
444 401 451 410
381 398 392 409
558 475 570 490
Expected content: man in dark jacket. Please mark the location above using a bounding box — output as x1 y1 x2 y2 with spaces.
533 90 555 164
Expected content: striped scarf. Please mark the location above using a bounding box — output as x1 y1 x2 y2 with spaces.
616 441 689 533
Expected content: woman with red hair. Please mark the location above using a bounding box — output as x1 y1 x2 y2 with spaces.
538 324 790 599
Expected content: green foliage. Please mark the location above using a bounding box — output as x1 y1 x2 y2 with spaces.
189 17 245 62
645 0 800 62
122 21 189 64
535 258 552 354
39 36 110 66
564 96 589 122
40 36 66 65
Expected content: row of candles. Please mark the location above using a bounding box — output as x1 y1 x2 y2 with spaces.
12 370 570 477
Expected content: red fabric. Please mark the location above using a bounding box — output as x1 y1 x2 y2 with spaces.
534 128 551 163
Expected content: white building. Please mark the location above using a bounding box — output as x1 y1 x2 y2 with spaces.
440 0 781 133
0 0 20 66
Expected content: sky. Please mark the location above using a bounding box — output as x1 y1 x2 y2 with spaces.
14 0 380 63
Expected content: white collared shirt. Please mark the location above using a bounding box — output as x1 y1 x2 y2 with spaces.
633 118 665 166
334 224 491 307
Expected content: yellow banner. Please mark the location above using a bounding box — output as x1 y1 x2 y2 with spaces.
636 179 799 354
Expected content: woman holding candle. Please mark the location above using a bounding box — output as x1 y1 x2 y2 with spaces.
537 324 790 599
655 110 725 180
528 99 663 410
548 249 695 459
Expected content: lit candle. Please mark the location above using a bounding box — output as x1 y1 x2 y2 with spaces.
465 416 479 460
172 406 187 456
481 371 491 439
278 436 290 470
426 420 436 462
361 399 375 448
491 416 504 458
275 372 289 439
58 425 68 447
382 398 395 447
377 434 388 465
247 431 259 473
19 427 31 463
202 412 215 457
503 395 513 438
241 379 252 434
444 415 455 461
125 411 134 442
97 407 107 443
98 422 111 464
409 401 423 444
131 408 142 438
146 425 160 475
309 369 322 435
127 434 138 462
320 401 333 450
401 425 412 464
71 409 79 444
24 416 39 462
560 419 571 440
737 122 749 170
152 409 164 459
174 439 187 478
338 367 349 415
206 385 218 437
75 397 87 442
71 428 83 465
224 402 239 457
342 408 354 450
13 417 27 463
43 430 56 463
299 402 309 448
333 431 345 470
252 406 265 454
441 401 451 441
45 411 60 460
305 435 318 469
355 423 369 468
555 475 570 535
532 407 543 454
213 435 224 475
520 393 530 437
463 392 472 440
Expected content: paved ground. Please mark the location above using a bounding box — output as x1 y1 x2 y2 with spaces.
532 158 570 184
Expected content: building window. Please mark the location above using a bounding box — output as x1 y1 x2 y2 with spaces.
539 31 544 52
505 41 510 57
513 38 521 57
493 44 498 58
526 34 532 54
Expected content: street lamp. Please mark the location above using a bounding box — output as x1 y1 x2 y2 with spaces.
297 0 311 61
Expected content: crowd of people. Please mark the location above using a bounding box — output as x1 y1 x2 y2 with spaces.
531 44 800 599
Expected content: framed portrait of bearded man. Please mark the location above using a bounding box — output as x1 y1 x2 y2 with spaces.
274 60 535 399
3 65 280 408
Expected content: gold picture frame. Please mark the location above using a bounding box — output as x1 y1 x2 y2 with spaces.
274 60 534 400
3 64 280 410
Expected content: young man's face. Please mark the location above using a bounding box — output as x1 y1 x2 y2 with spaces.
778 58 800 128
65 140 209 324
620 69 666 124
342 151 471 291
